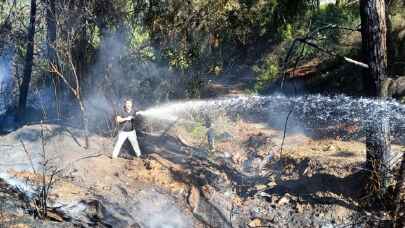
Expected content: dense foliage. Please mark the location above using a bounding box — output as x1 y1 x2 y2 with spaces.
0 0 404 102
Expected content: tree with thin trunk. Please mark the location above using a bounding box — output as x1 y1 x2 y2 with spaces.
18 0 37 120
46 0 57 71
50 55 89 149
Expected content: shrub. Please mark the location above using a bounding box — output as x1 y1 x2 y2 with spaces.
253 56 280 92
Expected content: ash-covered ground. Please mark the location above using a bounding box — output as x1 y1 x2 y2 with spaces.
1 110 403 227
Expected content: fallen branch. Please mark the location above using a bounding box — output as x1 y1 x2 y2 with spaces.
297 38 369 69
71 153 104 163
61 126 83 148
281 23 368 88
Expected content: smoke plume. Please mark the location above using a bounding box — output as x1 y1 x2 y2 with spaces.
0 48 14 114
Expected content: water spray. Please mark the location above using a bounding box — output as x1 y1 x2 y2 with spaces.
136 94 405 136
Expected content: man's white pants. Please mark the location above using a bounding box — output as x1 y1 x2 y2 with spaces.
112 130 141 158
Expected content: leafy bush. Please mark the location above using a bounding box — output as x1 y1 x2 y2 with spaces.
163 48 192 71
280 23 294 41
182 120 207 142
191 121 207 141
253 56 279 92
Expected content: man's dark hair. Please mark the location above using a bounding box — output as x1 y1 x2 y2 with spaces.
122 98 134 111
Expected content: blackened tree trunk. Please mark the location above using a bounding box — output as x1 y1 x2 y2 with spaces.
46 0 57 67
45 0 62 120
385 0 397 75
18 0 37 120
360 0 388 97
360 0 393 200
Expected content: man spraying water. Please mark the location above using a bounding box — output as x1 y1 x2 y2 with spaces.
112 98 142 158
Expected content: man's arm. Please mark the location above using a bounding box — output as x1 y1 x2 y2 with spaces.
116 115 134 123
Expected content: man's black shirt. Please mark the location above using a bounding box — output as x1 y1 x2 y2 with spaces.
119 109 136 132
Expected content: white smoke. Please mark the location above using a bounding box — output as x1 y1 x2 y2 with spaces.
80 30 188 133
134 190 192 228
0 49 14 114
86 31 183 107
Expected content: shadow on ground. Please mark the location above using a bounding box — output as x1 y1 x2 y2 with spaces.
138 127 367 227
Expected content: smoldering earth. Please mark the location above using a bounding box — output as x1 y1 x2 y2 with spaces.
0 123 194 228
1 93 404 227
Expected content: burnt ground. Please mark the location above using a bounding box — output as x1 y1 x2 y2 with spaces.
0 114 404 228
